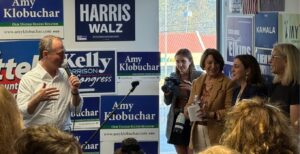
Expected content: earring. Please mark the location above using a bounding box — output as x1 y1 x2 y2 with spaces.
245 73 249 81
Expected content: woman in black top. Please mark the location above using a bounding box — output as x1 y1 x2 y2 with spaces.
231 54 267 105
269 43 300 134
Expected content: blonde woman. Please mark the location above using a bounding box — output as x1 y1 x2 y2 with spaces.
14 124 82 154
220 97 298 153
0 85 24 154
268 43 300 134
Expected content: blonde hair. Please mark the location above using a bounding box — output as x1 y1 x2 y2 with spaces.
14 125 82 154
272 43 300 85
220 97 298 154
0 85 23 154
200 145 240 154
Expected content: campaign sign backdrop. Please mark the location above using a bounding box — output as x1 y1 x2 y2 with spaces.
255 48 273 84
100 95 159 129
72 130 100 153
255 13 278 48
226 16 254 63
75 0 135 41
71 97 100 129
0 41 39 94
114 141 158 154
223 63 232 79
0 0 64 39
65 50 116 94
278 14 300 49
117 52 160 76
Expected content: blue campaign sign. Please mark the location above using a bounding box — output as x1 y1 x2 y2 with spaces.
0 0 63 23
75 0 135 41
114 141 158 154
0 41 39 93
71 97 100 121
226 16 254 63
223 63 233 79
65 50 116 94
100 95 159 129
255 13 278 48
72 130 100 153
255 48 273 84
117 52 160 76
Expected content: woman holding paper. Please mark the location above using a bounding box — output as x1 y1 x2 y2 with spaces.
184 48 234 153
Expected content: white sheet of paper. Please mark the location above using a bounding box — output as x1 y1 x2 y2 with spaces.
187 104 202 122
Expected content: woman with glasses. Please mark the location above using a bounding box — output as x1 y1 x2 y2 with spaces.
268 43 300 134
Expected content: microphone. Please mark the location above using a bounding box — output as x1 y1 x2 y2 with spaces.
130 81 139 92
62 63 72 77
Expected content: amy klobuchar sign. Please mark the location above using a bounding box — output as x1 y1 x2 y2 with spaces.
0 0 63 39
117 52 160 76
65 50 116 94
100 96 159 129
75 0 135 41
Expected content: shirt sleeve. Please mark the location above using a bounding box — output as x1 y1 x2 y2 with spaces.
16 76 35 118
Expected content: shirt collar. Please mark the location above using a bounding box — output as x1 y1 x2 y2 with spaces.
37 62 61 80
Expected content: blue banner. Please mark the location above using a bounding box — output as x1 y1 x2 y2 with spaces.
0 41 39 93
226 16 254 63
0 0 64 39
255 48 273 84
0 0 63 23
255 13 278 48
65 50 116 94
100 95 159 129
223 63 232 79
71 97 100 121
75 0 135 41
72 130 100 153
117 52 160 76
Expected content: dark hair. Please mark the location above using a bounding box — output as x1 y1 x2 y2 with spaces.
175 48 196 80
234 55 264 85
121 138 144 154
200 48 224 72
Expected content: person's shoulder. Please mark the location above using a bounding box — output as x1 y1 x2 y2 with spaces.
20 68 38 79
193 73 205 82
191 70 203 79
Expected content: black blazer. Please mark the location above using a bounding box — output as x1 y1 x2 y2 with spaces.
232 84 267 105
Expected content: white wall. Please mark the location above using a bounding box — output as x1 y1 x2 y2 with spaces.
285 0 300 14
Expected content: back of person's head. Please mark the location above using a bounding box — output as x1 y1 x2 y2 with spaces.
272 43 300 85
220 97 298 154
200 145 240 154
115 138 144 154
234 54 264 85
0 85 23 154
14 124 82 154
